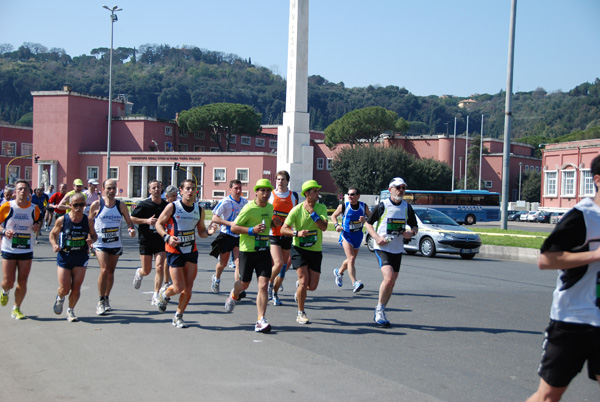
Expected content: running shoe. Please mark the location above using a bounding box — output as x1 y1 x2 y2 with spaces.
333 268 343 287
96 300 107 316
211 274 220 294
296 311 309 324
133 268 143 289
53 295 65 315
272 294 282 306
238 290 246 301
156 290 168 313
255 317 271 333
0 291 8 307
267 282 274 300
11 307 26 320
66 309 79 322
172 314 189 329
225 293 236 313
352 281 364 294
374 307 390 327
151 293 159 306
294 280 299 302
104 298 112 312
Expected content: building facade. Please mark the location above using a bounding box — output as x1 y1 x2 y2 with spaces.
540 139 599 210
0 124 33 188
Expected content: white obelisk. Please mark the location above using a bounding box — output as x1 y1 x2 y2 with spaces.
277 0 312 193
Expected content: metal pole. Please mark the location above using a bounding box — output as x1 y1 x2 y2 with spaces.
479 114 484 190
519 162 522 200
451 117 457 191
459 157 463 182
464 115 469 190
501 0 517 229
104 6 121 181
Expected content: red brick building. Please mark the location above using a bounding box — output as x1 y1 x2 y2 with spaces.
0 124 33 188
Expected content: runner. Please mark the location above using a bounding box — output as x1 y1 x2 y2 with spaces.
88 179 136 315
209 180 247 294
49 192 97 322
47 183 67 228
267 170 298 306
331 186 370 293
225 179 275 332
84 179 101 214
44 185 55 230
31 187 49 244
155 179 216 328
130 180 168 306
280 180 328 325
57 178 88 213
0 180 42 320
365 177 418 327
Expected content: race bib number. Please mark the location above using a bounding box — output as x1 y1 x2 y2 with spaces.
12 233 31 250
349 220 363 232
101 227 120 243
299 230 318 248
177 230 195 248
386 218 405 235
254 235 269 252
65 236 86 252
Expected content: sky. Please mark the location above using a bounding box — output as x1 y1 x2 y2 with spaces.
1 0 599 97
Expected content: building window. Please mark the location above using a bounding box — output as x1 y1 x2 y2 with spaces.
326 158 333 170
2 141 16 156
212 190 226 198
25 166 32 181
165 142 173 152
109 167 119 180
241 136 251 146
255 138 265 147
7 166 20 185
236 168 249 183
179 129 188 138
535 166 539 172
230 135 236 144
241 191 249 198
269 140 277 148
316 158 324 170
213 168 226 182
483 180 493 189
21 143 33 157
194 131 205 140
561 170 576 197
178 144 188 152
165 126 173 136
581 169 595 196
524 165 529 173
194 145 205 152
210 147 220 152
544 171 557 197
87 166 99 180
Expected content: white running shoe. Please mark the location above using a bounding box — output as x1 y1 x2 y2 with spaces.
96 300 106 316
211 274 220 294
225 293 236 313
53 295 64 315
172 314 189 328
66 309 79 322
133 268 143 289
255 317 271 333
296 311 309 324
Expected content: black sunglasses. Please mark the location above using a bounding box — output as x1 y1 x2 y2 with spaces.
347 193 357 196
71 203 86 207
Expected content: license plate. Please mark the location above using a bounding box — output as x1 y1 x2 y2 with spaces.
460 249 473 254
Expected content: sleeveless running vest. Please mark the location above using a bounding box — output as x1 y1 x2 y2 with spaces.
60 214 90 253
374 198 409 254
165 200 200 255
93 199 123 249
269 190 298 236
0 200 39 254
550 197 600 326
342 201 367 232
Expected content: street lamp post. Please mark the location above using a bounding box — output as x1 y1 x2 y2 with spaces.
519 162 523 200
459 156 463 182
103 5 122 181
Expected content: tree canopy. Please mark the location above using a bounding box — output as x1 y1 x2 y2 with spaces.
324 106 399 149
178 103 262 152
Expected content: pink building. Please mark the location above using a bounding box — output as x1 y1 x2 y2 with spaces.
540 139 599 210
0 124 33 188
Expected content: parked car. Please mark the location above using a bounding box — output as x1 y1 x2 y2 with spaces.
536 211 552 223
198 201 212 209
366 207 481 259
507 210 526 221
519 211 530 221
550 211 565 224
526 211 540 222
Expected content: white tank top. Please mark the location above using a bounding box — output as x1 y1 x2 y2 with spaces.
93 199 123 249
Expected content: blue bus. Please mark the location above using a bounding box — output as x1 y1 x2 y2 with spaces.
379 189 500 225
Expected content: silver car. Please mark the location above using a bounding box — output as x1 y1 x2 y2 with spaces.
366 207 481 259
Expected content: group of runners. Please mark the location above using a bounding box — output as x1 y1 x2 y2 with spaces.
2 157 600 399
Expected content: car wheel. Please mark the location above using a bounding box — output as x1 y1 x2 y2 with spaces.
460 252 476 260
465 214 476 225
366 234 375 252
419 237 436 258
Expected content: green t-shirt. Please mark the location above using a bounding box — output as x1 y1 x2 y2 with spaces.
234 200 273 253
284 202 328 251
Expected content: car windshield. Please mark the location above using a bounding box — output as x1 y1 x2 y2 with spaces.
415 208 459 226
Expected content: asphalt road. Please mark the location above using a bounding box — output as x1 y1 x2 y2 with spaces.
1 230 597 402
